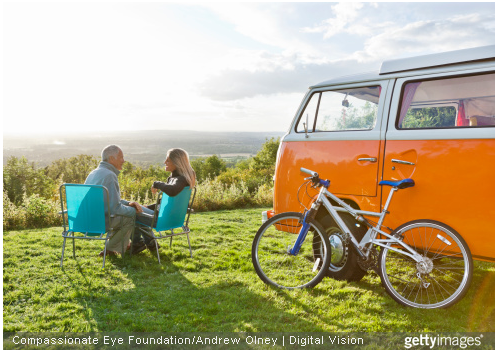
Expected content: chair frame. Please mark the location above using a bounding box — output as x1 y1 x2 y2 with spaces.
137 187 196 264
59 183 114 269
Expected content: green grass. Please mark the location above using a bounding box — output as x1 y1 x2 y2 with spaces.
3 208 495 332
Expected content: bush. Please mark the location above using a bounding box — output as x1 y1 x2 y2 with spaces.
24 194 61 228
3 191 61 231
193 179 272 212
3 190 26 231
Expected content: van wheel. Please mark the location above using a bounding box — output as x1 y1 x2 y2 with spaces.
313 214 367 282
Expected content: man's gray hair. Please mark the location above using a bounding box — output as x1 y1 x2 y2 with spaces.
102 145 122 162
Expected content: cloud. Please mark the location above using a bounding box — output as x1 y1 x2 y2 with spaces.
355 13 495 61
201 9 494 101
302 2 364 38
198 54 379 101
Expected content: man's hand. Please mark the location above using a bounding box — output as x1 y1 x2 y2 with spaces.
151 186 158 195
128 201 143 213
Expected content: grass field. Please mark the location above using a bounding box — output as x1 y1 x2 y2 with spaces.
3 208 495 332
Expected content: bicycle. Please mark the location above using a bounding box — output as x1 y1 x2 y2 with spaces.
251 168 473 309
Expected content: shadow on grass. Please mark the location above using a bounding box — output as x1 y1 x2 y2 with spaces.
3 222 494 333
54 244 325 332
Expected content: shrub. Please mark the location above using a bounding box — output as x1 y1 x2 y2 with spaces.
3 191 61 231
3 190 26 231
24 194 61 228
193 179 272 212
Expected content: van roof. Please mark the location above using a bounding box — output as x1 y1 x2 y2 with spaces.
380 45 495 74
312 45 495 89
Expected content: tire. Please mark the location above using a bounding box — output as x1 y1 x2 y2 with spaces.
252 212 331 289
379 220 473 309
313 213 367 282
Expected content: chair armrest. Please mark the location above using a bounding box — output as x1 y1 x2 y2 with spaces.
139 212 154 220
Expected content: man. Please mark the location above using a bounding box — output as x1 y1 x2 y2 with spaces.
85 145 142 256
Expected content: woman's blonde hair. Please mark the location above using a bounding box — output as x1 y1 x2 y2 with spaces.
167 148 196 187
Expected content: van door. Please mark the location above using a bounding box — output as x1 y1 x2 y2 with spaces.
383 71 495 261
274 80 390 213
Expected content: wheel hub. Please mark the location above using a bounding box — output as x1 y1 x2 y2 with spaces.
329 230 347 266
416 257 433 274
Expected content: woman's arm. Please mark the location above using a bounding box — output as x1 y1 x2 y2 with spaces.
152 176 188 197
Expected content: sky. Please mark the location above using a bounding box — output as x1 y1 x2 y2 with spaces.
3 2 495 135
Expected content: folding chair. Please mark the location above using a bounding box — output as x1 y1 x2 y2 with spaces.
59 184 114 269
136 186 196 264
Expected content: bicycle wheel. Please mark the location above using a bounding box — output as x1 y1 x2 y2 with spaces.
379 220 473 309
252 212 331 289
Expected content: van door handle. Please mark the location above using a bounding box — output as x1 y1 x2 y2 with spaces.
392 159 415 165
358 158 377 162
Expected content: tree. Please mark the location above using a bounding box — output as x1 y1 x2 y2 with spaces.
191 155 227 183
402 106 456 129
46 154 98 184
204 155 226 179
335 102 377 130
3 156 55 205
250 137 280 171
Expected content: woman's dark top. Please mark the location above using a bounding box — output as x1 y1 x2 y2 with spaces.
146 170 190 211
152 170 189 197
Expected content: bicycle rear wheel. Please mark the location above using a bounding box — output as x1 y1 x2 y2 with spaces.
252 212 331 289
379 220 473 309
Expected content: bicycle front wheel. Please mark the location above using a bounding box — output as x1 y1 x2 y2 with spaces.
252 212 331 289
379 220 473 309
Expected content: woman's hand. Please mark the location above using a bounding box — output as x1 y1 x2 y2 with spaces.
128 201 143 214
151 186 158 195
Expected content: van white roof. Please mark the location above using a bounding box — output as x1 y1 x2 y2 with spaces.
312 45 495 89
380 45 495 74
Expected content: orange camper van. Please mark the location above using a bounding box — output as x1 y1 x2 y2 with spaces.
268 45 495 281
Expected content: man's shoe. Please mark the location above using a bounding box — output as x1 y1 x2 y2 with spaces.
131 242 147 255
147 240 160 251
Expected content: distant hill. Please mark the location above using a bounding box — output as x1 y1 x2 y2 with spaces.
3 130 285 167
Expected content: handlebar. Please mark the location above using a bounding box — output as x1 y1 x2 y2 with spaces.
300 167 319 178
300 167 330 188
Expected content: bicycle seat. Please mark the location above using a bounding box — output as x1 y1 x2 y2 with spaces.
379 178 415 189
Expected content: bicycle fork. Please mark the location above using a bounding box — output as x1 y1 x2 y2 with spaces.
289 203 320 255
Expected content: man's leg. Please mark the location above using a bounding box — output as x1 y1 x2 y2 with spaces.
132 207 158 253
106 215 135 255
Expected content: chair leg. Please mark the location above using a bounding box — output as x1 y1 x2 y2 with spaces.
60 236 67 267
154 239 161 265
102 239 109 269
170 236 173 248
72 234 76 258
186 232 193 258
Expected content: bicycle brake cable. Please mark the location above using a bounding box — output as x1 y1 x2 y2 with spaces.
297 180 312 210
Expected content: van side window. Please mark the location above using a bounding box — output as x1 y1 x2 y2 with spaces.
296 86 381 133
296 93 319 133
397 73 495 129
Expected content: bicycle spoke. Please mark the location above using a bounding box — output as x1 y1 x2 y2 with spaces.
252 213 331 289
380 221 472 309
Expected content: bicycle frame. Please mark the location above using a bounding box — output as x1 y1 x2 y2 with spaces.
292 183 424 263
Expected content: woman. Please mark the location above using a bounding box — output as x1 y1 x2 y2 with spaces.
150 148 196 198
131 148 196 254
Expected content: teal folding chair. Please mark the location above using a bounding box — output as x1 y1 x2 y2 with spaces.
59 184 114 268
136 186 196 264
